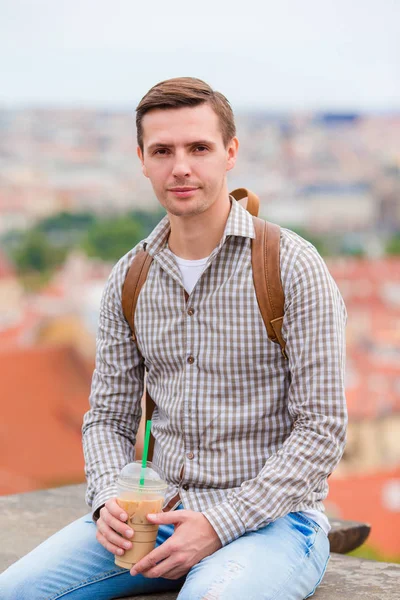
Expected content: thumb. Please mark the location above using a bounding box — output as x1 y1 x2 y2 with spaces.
147 510 186 525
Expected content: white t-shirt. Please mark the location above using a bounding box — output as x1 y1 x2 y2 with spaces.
170 249 331 535
170 251 210 295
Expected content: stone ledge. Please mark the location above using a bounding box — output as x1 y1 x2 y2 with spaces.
1 484 399 599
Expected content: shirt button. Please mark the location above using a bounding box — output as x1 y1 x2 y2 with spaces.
182 483 190 491
187 356 195 364
187 452 194 460
187 307 195 316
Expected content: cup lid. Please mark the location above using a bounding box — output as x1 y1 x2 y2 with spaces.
119 462 161 480
117 461 167 491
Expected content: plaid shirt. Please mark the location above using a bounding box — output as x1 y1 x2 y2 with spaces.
82 197 348 546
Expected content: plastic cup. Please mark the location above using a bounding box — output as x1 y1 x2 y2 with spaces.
114 461 168 569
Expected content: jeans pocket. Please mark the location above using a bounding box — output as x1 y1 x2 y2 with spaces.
288 512 320 558
292 511 321 533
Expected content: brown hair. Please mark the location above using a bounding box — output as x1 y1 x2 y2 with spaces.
136 77 236 152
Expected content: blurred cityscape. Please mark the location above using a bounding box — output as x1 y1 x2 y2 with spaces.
0 108 399 560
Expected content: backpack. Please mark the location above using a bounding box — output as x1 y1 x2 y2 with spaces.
121 188 287 460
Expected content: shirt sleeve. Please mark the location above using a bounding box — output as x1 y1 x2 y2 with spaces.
202 244 348 546
82 247 145 520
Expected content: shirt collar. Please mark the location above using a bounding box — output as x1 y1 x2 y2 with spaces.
144 195 255 257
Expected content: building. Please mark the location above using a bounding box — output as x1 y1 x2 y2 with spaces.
0 344 92 495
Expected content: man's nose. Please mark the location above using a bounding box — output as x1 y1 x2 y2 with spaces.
171 152 191 178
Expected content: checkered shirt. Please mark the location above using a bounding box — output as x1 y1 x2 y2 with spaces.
82 198 348 546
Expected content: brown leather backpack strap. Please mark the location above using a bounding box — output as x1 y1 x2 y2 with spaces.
230 188 260 217
121 248 153 342
121 248 157 459
251 216 288 360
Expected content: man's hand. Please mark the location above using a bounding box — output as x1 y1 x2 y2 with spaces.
130 509 222 580
96 497 134 557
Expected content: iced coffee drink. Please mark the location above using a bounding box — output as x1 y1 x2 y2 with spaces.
115 461 168 569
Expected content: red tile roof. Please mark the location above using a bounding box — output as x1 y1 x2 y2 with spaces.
327 257 400 419
0 344 93 495
328 468 400 556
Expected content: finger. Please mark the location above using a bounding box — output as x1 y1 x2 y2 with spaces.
97 520 133 551
101 510 134 539
96 530 126 557
140 555 181 579
130 542 172 576
146 510 188 525
161 565 188 580
106 498 128 522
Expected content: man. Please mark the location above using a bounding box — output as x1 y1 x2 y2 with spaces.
0 77 347 600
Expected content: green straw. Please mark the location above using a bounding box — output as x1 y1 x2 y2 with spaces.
140 420 152 486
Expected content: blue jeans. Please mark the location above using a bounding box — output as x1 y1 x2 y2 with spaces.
0 509 330 600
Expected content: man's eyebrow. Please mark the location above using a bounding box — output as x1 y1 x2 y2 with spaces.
147 140 215 152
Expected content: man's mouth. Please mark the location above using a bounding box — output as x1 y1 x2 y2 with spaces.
169 187 198 191
168 187 199 198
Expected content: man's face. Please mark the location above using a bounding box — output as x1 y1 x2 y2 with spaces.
137 103 238 218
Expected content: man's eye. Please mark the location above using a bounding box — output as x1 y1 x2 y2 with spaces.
194 146 208 152
154 148 169 155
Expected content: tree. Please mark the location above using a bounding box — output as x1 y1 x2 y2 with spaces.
35 212 96 247
36 211 95 234
81 217 145 262
386 233 400 255
128 207 166 233
12 230 67 273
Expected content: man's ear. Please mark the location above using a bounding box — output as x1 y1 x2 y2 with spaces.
137 146 148 177
226 137 239 172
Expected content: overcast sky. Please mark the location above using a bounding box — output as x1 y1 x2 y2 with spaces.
1 0 399 111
